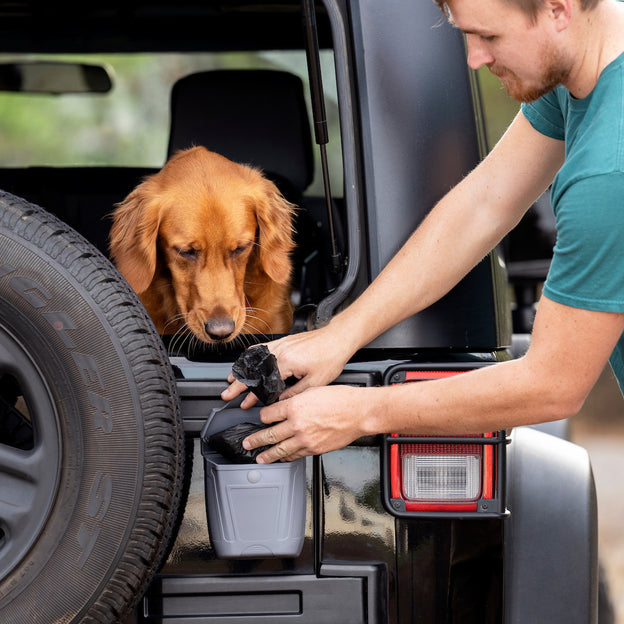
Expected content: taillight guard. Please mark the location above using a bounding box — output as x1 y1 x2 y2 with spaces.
382 366 509 519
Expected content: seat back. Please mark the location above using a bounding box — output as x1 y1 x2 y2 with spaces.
168 69 314 200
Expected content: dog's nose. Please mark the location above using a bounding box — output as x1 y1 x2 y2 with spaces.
204 318 236 340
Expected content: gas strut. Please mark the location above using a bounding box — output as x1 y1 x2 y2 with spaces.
302 0 342 274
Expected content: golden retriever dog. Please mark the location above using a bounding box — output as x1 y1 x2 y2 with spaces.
109 146 295 345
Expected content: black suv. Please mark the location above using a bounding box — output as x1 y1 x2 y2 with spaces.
0 1 605 623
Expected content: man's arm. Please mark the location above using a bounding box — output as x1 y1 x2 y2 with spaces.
243 296 624 463
335 111 564 339
223 111 565 405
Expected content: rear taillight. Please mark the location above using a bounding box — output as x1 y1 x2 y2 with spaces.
383 368 507 518
389 432 494 512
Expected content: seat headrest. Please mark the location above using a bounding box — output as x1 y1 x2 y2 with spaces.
168 69 314 197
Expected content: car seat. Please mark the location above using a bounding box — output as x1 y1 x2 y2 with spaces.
168 69 314 203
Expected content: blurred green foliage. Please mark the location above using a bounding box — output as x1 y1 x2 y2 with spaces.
475 65 521 149
0 53 277 167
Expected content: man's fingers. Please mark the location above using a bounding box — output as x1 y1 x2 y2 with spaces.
256 438 302 464
243 419 286 450
221 379 261 409
240 392 260 409
258 400 290 424
280 377 313 400
242 415 300 464
221 378 247 400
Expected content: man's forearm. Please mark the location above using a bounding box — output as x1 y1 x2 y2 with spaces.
361 298 624 437
362 358 567 437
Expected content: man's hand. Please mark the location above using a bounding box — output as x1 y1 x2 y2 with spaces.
221 324 354 408
241 384 375 463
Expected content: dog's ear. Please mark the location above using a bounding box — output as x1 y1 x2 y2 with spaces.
109 179 161 294
253 179 296 284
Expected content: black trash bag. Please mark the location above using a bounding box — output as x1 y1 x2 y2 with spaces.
208 422 273 463
231 344 285 406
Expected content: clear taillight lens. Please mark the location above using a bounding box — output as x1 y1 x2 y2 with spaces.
402 452 481 501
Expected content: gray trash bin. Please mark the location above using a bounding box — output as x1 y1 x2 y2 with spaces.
200 400 306 558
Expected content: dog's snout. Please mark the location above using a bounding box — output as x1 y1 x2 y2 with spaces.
204 318 236 340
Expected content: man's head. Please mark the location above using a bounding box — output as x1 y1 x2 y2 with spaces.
438 0 594 102
434 0 600 22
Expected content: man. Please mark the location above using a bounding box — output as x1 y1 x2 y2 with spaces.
222 0 624 464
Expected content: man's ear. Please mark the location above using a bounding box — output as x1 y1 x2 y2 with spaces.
545 0 572 31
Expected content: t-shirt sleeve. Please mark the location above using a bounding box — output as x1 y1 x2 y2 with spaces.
543 172 624 313
521 92 566 141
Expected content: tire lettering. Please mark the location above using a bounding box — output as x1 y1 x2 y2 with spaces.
77 524 100 570
71 351 105 393
42 310 77 349
10 276 52 308
87 472 113 521
0 263 16 279
77 472 113 568
89 392 114 434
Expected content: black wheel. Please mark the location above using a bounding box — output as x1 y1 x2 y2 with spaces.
0 192 185 622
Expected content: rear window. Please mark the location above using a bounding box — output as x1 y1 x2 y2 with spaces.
0 51 342 197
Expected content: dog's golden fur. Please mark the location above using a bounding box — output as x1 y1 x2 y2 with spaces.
109 146 295 345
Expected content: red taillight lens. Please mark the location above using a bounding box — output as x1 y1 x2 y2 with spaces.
388 370 496 513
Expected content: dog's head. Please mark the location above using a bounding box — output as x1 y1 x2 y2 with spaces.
109 147 295 343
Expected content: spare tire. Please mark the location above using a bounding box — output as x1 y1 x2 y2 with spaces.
0 192 185 622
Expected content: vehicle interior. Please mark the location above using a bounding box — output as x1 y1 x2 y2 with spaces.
0 1 346 350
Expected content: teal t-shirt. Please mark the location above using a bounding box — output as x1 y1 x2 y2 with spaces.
521 50 624 395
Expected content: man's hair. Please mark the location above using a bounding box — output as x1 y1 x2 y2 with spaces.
434 0 601 22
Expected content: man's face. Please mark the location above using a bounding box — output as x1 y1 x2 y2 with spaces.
446 0 572 102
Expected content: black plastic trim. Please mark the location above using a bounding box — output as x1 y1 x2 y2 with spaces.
504 427 598 623
139 566 387 623
320 563 388 624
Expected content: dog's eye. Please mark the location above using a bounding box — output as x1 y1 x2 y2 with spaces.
175 247 198 260
231 243 251 258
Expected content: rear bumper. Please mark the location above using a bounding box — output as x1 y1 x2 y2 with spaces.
139 563 388 624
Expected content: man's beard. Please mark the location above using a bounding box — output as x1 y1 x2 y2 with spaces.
491 49 572 103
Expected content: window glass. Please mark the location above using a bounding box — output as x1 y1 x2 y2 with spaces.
0 50 341 196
